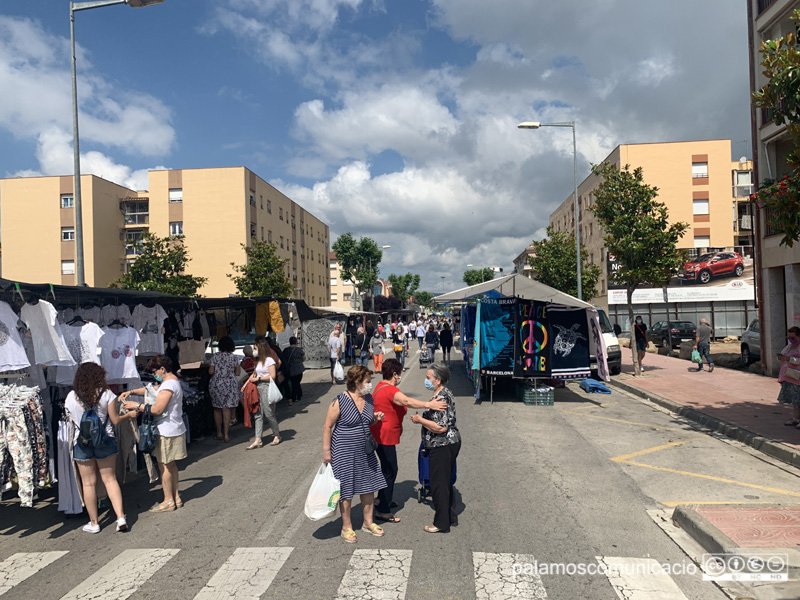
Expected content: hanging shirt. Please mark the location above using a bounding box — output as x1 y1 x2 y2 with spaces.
56 323 105 385
132 304 168 355
99 326 140 380
78 306 102 324
20 300 75 366
100 304 132 328
0 301 30 371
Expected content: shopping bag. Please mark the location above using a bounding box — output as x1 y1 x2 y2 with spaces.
333 360 344 381
138 405 158 454
267 378 283 404
691 349 702 363
304 463 341 521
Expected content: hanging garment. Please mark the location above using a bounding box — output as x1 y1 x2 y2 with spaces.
177 339 208 364
99 326 141 381
56 322 104 385
255 301 286 334
547 305 591 380
132 304 168 355
58 307 76 324
0 403 34 507
19 330 46 390
100 304 132 328
20 301 75 366
0 301 30 371
78 306 101 324
181 311 196 339
57 419 82 514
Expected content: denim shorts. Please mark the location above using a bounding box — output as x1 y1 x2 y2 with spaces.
74 436 118 462
636 338 646 352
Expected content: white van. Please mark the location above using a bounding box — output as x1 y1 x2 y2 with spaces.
594 307 622 375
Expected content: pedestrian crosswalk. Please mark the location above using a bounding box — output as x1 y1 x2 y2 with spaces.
0 547 696 599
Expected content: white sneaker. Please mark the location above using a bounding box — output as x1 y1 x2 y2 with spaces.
82 522 100 534
115 517 128 532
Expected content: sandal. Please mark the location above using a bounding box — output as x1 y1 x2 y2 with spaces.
270 437 281 446
423 525 445 533
341 528 357 543
375 512 400 523
149 501 176 513
175 499 184 509
361 523 385 537
246 441 263 450
213 434 223 441
785 419 800 426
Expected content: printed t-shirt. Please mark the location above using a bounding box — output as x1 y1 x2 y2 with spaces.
20 300 75 366
57 322 104 384
65 389 117 442
99 326 140 381
153 378 186 437
0 301 30 370
369 381 406 445
132 304 168 355
100 304 132 327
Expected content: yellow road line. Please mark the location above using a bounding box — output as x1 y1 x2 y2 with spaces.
661 501 800 507
561 402 620 412
610 441 688 462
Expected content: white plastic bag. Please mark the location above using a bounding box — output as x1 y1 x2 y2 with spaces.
333 360 344 381
267 378 283 404
304 463 341 521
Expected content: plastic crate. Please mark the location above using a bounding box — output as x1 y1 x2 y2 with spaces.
518 383 554 406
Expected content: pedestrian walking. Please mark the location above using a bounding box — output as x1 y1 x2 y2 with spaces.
67 363 133 533
282 336 306 403
416 320 425 349
371 359 445 523
370 328 385 373
439 322 453 363
778 326 800 427
425 324 440 363
244 338 281 448
354 327 369 367
392 326 406 371
328 325 343 384
634 316 648 371
409 363 461 533
322 365 387 543
207 336 242 443
694 318 714 372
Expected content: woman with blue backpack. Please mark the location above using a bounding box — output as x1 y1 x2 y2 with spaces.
66 363 136 534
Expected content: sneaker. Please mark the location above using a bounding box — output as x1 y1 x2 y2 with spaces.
697 367 704 372
82 522 100 534
709 364 714 372
115 517 128 532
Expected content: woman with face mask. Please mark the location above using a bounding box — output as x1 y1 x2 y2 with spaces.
410 363 461 533
322 365 386 543
778 326 800 427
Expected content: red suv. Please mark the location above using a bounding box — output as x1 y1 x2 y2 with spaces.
679 251 744 284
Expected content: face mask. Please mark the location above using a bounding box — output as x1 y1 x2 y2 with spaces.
424 379 435 390
790 338 799 346
395 376 401 385
636 319 642 324
153 372 164 382
362 382 373 394
253 349 259 357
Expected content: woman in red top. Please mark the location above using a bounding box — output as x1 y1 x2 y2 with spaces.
370 358 446 522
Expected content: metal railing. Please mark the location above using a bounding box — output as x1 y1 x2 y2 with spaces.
758 0 777 14
124 214 149 225
764 205 783 237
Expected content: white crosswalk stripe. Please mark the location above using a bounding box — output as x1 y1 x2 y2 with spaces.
0 551 68 597
597 556 689 600
193 547 293 600
59 548 179 600
473 552 547 600
335 549 413 600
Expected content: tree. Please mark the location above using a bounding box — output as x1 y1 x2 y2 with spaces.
331 233 383 308
590 162 689 376
528 227 602 299
374 295 401 311
463 268 494 286
414 291 434 309
228 240 294 297
387 273 420 307
111 233 206 296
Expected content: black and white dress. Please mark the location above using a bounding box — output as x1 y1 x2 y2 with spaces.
331 392 387 500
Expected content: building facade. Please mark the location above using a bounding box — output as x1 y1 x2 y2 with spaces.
748 0 800 375
329 251 357 310
512 244 537 278
0 167 331 303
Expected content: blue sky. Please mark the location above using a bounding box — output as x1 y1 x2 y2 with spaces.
0 0 751 293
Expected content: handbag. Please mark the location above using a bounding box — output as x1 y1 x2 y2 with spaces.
355 394 378 454
138 404 158 454
394 344 404 353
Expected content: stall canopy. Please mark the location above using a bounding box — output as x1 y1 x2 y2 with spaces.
434 273 593 308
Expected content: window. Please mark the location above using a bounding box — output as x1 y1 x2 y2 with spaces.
344 293 352 301
61 227 75 242
330 277 338 286
170 221 183 236
268 230 272 243
331 293 338 301
61 260 75 275
693 199 709 215
61 194 74 208
279 208 283 221
267 200 272 214
249 191 256 206
694 235 710 248
124 201 149 225
589 222 593 238
280 236 284 249
169 188 183 203
249 222 256 238
261 227 264 240
125 230 145 255
260 195 264 209
692 162 708 178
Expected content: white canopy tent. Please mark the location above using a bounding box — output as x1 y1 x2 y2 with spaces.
433 273 592 308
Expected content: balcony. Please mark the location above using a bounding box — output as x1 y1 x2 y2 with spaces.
124 214 149 226
758 0 776 15
733 184 754 198
764 205 783 237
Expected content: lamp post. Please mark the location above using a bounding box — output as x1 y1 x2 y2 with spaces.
71 0 164 285
440 276 446 294
369 245 391 312
467 264 487 284
518 120 581 300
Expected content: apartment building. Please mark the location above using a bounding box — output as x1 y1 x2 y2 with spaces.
549 140 753 308
329 251 357 310
512 244 537 279
748 0 800 375
0 167 331 302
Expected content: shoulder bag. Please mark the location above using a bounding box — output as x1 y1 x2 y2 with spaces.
138 404 158 455
351 392 378 454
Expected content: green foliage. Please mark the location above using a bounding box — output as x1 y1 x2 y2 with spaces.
414 291 434 308
463 268 495 286
228 239 295 297
374 295 401 311
331 233 383 293
111 233 206 296
387 273 421 307
753 173 800 247
528 227 602 299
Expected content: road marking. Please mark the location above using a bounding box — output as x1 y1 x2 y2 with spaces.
257 465 318 541
561 402 620 412
60 548 178 600
194 547 293 600
473 552 547 600
336 549 412 600
596 557 688 600
661 500 800 507
0 551 68 597
567 412 698 434
610 441 688 462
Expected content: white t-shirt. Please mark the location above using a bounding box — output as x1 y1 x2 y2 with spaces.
254 357 276 378
100 304 132 328
20 300 76 366
65 389 117 442
132 303 168 355
79 306 102 324
99 327 140 381
56 323 105 385
0 301 30 371
328 336 342 359
153 378 186 437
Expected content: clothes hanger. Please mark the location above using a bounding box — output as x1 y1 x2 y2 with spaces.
67 314 86 326
108 318 125 329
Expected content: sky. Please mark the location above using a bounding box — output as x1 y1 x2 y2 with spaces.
0 0 752 295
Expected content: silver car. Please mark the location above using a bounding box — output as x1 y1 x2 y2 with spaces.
741 318 761 366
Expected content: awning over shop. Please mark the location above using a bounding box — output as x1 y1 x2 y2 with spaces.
433 273 592 309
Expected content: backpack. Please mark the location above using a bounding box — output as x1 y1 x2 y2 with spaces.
77 392 110 451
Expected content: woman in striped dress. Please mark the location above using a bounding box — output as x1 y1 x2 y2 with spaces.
322 364 387 543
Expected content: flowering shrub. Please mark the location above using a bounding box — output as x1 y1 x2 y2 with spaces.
753 172 800 247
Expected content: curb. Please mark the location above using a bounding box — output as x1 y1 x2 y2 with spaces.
609 378 800 468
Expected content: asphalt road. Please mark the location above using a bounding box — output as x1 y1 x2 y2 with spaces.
3 350 798 599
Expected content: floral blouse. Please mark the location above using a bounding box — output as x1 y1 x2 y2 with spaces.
421 386 461 449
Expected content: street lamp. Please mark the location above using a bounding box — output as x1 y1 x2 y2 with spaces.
518 120 582 300
369 245 391 312
71 0 164 285
440 276 446 294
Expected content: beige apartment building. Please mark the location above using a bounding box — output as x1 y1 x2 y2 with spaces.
748 0 800 376
549 140 753 308
328 251 392 311
0 167 331 303
512 244 537 278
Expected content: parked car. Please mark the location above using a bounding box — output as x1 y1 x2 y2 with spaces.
741 318 761 366
678 251 745 285
648 321 697 348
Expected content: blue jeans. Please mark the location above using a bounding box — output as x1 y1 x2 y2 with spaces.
74 436 118 462
395 346 405 369
356 353 369 366
417 337 424 350
697 341 712 368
